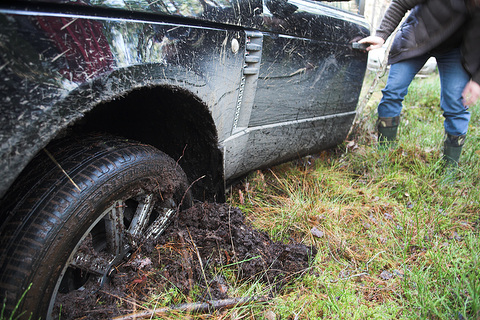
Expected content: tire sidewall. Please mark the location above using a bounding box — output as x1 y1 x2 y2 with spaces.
4 141 190 319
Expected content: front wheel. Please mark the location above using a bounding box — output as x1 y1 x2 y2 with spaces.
0 135 192 319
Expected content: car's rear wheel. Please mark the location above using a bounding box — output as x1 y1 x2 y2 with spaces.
0 135 192 319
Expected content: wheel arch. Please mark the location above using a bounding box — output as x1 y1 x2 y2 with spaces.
67 84 225 202
2 83 225 205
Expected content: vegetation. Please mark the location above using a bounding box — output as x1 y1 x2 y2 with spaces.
225 72 480 319
4 73 479 319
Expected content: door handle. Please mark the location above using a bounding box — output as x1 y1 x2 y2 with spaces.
351 42 369 50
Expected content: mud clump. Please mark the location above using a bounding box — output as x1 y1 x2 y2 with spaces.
56 202 317 319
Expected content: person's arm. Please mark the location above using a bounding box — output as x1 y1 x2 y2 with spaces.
462 6 480 106
375 0 423 40
359 0 424 51
462 80 480 106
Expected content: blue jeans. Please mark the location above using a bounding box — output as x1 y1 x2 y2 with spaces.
378 48 470 136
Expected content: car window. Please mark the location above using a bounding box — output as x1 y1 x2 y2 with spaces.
90 0 218 16
79 0 263 26
320 0 363 15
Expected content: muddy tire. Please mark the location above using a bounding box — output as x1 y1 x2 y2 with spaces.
0 135 192 320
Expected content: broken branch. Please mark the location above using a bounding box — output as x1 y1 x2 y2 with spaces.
112 296 270 320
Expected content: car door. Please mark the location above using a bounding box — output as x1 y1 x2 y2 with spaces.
224 0 369 180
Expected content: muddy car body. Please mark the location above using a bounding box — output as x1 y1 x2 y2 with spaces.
0 0 368 318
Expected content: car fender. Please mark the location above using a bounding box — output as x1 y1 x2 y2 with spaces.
0 11 247 199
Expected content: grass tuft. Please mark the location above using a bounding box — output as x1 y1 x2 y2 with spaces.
228 72 480 319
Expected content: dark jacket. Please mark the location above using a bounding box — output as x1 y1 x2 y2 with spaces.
375 0 480 84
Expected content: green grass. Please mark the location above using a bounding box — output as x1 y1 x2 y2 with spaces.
1 284 31 320
8 73 479 320
226 71 480 319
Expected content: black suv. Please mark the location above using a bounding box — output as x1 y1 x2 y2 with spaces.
0 0 368 318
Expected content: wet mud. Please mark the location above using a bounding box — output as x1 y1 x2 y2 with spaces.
56 203 317 319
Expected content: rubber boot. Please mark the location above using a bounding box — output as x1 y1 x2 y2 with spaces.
377 116 400 148
443 133 466 167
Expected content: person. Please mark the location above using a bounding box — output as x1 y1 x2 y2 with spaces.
359 0 480 166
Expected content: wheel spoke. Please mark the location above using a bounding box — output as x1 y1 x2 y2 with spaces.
68 249 113 277
104 200 125 256
145 208 177 240
128 194 155 237
67 201 127 282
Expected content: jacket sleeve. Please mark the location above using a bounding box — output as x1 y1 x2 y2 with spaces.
375 0 426 40
462 7 480 84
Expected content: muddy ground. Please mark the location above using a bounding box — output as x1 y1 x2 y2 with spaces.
56 202 317 319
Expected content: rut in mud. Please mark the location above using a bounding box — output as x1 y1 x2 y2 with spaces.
56 202 317 319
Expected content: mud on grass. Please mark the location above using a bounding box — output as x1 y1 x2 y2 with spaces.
55 203 317 319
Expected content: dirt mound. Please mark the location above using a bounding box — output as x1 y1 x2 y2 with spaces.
56 203 317 319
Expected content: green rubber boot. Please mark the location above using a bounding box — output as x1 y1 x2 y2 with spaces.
377 116 400 148
443 133 466 167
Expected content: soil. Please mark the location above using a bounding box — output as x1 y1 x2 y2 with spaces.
55 202 317 319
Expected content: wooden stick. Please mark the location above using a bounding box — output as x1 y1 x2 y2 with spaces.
43 148 81 191
112 296 270 320
186 227 212 300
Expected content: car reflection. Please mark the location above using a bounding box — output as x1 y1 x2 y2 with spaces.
367 45 437 77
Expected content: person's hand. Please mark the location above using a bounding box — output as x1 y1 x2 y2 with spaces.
358 36 385 51
462 80 480 106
